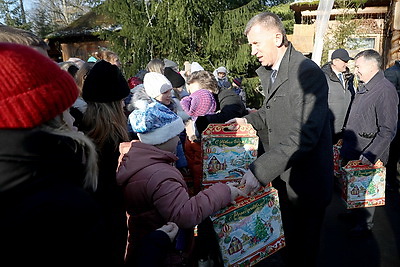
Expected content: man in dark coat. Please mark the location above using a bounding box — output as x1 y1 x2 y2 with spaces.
384 60 400 191
321 48 355 144
341 50 398 236
385 60 400 91
227 12 333 267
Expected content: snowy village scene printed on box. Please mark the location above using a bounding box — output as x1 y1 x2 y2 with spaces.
211 188 285 266
342 160 386 209
202 124 259 185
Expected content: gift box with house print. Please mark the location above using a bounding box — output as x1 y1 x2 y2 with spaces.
340 160 386 209
211 186 285 266
202 124 284 266
201 123 259 187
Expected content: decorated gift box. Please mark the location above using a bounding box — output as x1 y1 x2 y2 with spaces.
211 186 285 266
333 140 344 178
340 160 386 209
201 123 259 187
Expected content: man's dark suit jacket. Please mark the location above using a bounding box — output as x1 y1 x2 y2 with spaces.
245 43 333 208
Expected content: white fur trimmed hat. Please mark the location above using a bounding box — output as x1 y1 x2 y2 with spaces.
143 72 172 98
216 66 227 73
129 99 184 145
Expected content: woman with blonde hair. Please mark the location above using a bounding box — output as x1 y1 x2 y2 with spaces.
69 61 95 128
99 49 121 68
146 58 165 73
80 60 131 266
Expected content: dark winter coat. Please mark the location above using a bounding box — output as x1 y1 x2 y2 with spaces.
321 63 354 139
244 43 333 208
135 229 173 267
93 138 128 266
384 60 400 129
384 60 400 92
78 117 128 266
341 71 399 165
0 129 110 266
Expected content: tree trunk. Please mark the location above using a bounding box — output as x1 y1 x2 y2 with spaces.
19 0 26 24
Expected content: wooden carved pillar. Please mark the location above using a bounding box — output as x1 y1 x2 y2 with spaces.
387 0 400 68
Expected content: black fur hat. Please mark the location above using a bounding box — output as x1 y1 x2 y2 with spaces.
164 67 185 88
82 60 130 102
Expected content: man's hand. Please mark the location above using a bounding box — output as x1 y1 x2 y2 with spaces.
240 170 261 195
225 117 247 125
225 117 247 130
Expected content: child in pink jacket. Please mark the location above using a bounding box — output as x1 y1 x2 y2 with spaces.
117 99 243 266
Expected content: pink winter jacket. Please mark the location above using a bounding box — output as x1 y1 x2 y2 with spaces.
116 141 231 252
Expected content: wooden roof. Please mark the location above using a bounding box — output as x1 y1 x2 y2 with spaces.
290 0 391 23
290 0 391 12
46 9 117 40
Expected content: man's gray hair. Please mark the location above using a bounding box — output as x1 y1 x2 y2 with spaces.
244 12 289 47
354 49 382 69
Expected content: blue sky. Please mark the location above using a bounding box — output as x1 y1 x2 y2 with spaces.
23 0 33 11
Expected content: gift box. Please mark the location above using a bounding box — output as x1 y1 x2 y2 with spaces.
333 140 344 178
211 186 285 266
201 123 259 187
340 160 386 209
202 123 285 265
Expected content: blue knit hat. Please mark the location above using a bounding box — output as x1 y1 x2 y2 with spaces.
129 100 184 145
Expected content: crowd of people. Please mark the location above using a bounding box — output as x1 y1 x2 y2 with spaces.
0 10 399 267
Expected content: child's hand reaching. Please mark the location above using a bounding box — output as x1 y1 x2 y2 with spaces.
184 119 198 141
226 182 246 204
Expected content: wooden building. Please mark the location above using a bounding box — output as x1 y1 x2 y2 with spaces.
45 10 116 62
289 0 399 68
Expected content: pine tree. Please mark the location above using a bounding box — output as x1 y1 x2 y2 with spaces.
29 3 58 38
254 215 268 240
98 0 295 108
0 0 29 28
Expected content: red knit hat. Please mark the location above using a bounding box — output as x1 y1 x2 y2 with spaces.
0 43 79 128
